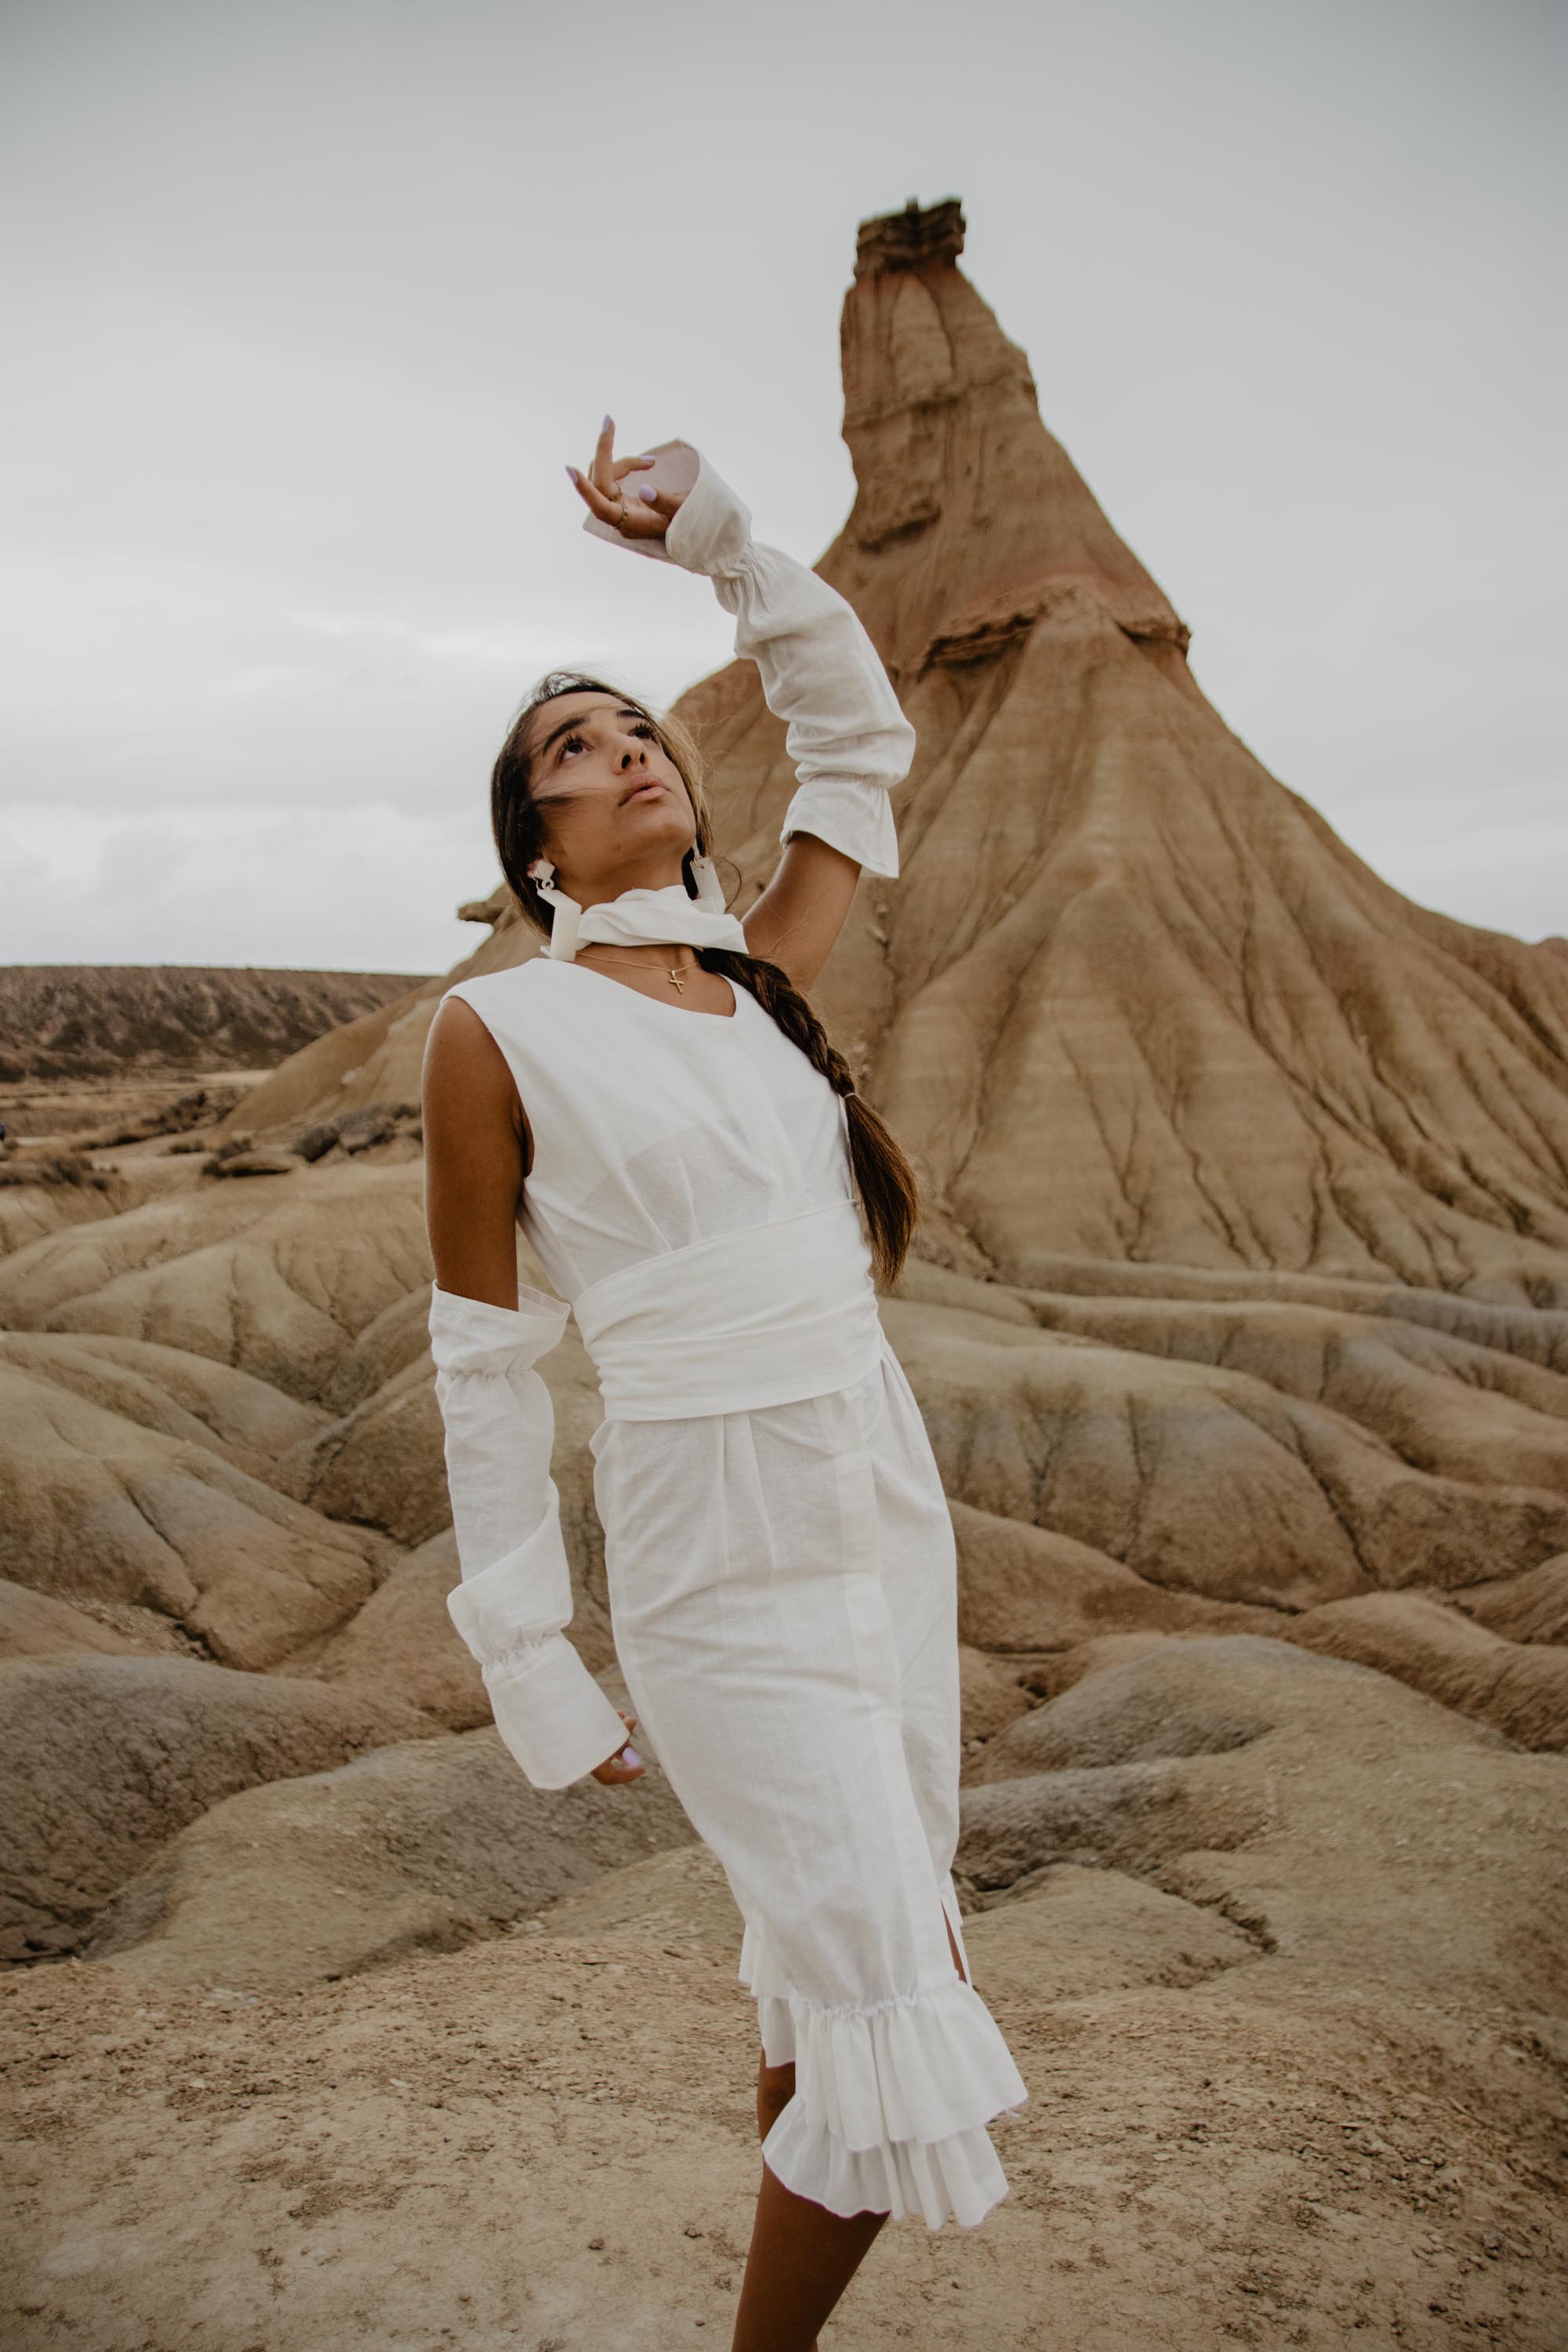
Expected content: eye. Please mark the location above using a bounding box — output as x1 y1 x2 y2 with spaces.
633 721 658 740
557 732 586 759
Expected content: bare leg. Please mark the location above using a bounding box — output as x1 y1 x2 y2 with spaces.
730 1907 969 2350
728 2155 888 2352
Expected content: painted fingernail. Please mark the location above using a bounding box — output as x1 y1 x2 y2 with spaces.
622 1745 641 1767
565 464 578 482
638 484 658 503
601 413 612 434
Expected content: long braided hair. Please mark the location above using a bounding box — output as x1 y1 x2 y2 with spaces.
490 671 921 1291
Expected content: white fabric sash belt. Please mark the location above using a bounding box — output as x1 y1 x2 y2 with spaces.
572 1200 885 1421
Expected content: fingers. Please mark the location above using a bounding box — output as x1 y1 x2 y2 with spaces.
566 422 669 541
633 482 681 517
590 1711 644 1784
590 413 619 501
566 462 623 524
566 466 668 542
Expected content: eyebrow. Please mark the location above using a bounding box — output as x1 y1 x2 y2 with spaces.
532 703 649 767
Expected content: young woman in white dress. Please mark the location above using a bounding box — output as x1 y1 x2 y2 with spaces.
421 421 1028 2352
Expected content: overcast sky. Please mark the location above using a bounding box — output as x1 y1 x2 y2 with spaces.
2 0 1562 976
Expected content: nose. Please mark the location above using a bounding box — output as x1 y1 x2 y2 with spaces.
616 730 648 769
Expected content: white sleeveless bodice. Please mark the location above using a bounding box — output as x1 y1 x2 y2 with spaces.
441 956 885 1417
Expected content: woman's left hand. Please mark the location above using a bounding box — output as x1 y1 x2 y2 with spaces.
567 416 684 542
589 1708 646 1787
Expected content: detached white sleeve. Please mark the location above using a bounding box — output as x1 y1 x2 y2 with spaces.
599 450 915 877
428 1281 630 1791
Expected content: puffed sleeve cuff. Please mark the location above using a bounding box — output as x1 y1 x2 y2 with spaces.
480 1634 632 1791
778 776 900 879
446 1542 632 1791
661 451 758 579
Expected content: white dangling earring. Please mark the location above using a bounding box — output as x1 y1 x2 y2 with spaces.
526 855 583 961
687 849 728 913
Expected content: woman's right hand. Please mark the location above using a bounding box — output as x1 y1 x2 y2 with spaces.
590 1709 645 1785
567 416 685 543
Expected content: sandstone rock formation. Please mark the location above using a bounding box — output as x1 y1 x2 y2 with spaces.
959 1632 1568 2024
1 1655 430 1960
307 1530 485 1723
0 1163 432 1407
792 201 1568 1298
1285 1590 1568 1750
0 1578 149 1663
225 205 1568 1315
0 1334 395 1667
85 1707 692 1995
0 964 429 1084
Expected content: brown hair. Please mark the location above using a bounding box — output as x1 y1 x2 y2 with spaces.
490 672 921 1290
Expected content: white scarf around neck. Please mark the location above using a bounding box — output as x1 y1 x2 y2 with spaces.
526 853 748 962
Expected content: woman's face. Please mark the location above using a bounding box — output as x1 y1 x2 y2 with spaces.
524 690 695 898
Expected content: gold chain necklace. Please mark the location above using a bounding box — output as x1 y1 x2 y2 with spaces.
579 949 697 994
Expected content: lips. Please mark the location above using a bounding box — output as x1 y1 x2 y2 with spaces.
621 779 666 804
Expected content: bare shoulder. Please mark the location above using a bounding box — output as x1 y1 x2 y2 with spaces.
425 991 513 1105
423 986 532 1170
422 988 532 1301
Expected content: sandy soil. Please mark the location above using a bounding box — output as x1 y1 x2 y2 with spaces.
4 1918 1562 2352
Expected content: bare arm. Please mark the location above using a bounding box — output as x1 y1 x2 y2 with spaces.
421 994 530 1308
742 832 864 994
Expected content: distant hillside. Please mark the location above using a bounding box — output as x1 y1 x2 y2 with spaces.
0 966 433 1082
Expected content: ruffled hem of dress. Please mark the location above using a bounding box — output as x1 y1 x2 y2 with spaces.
761 2101 1016 2230
738 1916 1029 2231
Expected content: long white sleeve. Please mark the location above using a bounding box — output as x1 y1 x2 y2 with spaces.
598 450 916 876
428 1280 631 1790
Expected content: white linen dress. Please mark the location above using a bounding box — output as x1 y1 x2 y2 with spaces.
428 450 1029 2230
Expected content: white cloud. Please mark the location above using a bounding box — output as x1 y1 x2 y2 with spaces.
0 800 485 971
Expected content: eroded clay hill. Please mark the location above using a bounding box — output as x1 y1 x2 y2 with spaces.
0 965 428 1085
226 200 1568 1304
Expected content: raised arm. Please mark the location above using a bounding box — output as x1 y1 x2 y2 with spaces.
421 996 641 1791
569 427 916 992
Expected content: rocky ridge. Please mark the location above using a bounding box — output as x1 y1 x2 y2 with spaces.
0 964 429 1085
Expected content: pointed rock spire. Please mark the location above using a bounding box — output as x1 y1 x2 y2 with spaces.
822 198 1188 680
681 198 1568 1299
228 201 1568 1307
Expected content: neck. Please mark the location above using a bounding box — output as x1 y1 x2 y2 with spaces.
563 861 689 914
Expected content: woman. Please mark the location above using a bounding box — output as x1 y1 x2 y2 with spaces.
421 419 1029 2351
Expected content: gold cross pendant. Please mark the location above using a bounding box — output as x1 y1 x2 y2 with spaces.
667 967 684 993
